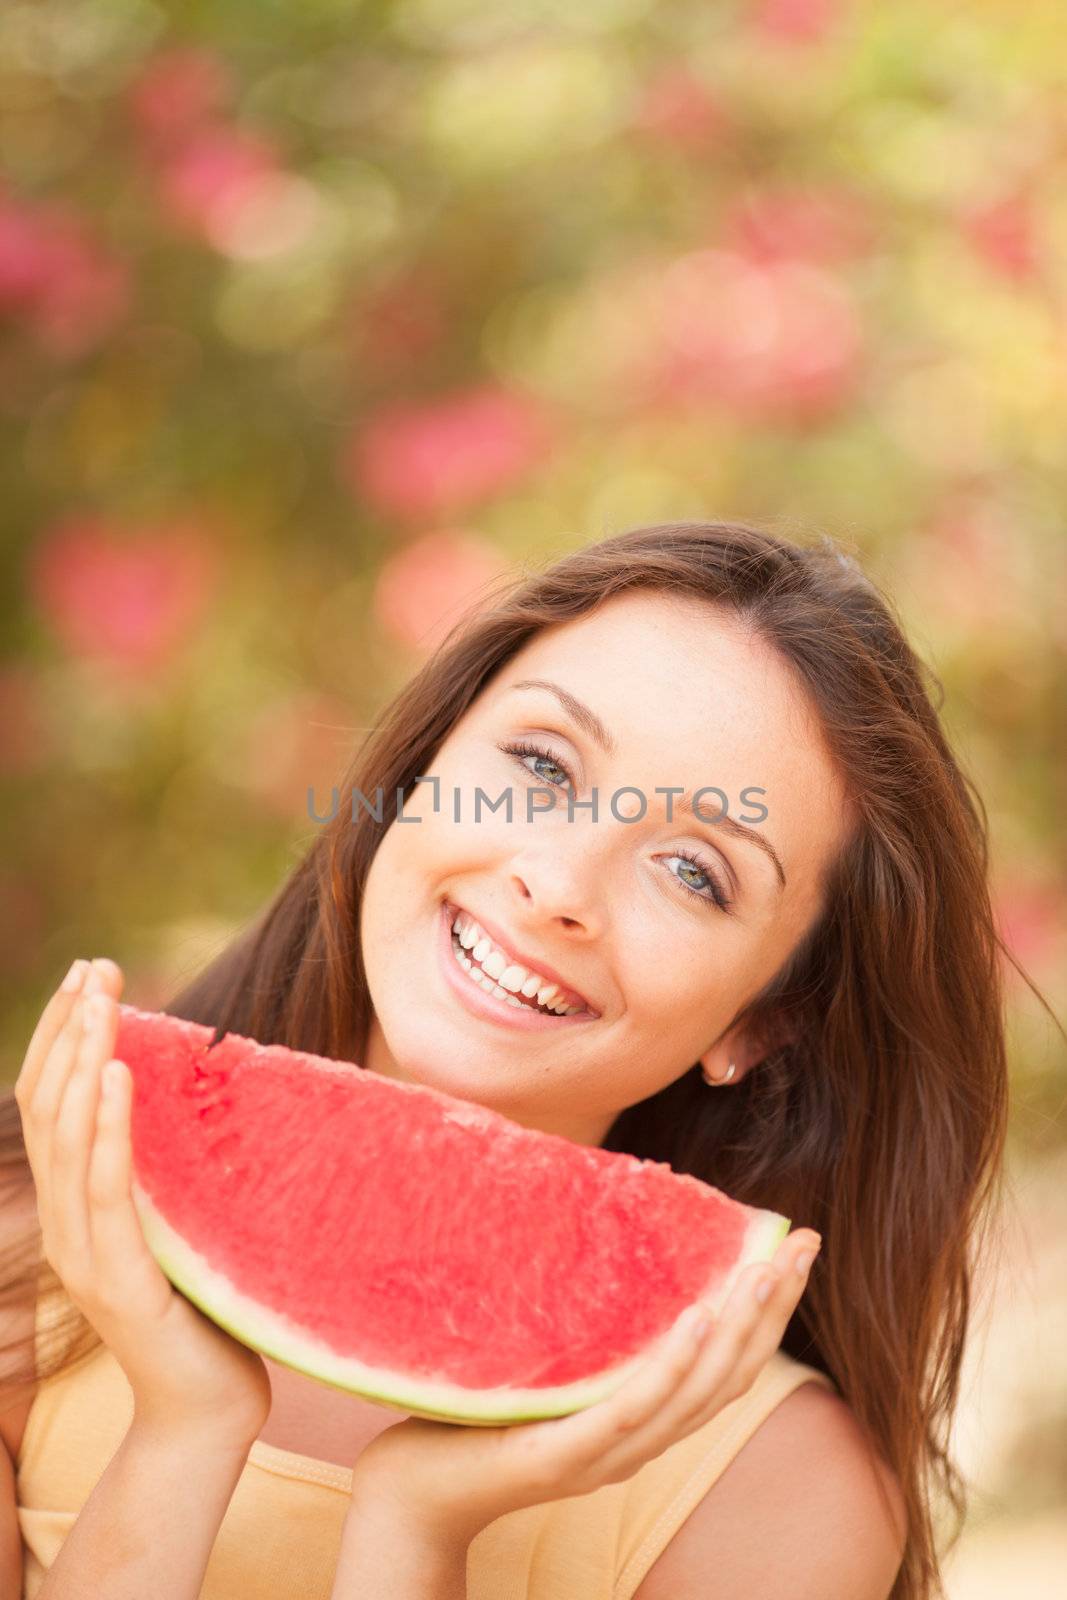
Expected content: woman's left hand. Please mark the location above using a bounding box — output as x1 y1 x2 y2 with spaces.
347 1226 821 1546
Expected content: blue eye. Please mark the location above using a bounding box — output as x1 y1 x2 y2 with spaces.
500 737 575 795
666 848 733 914
496 739 734 914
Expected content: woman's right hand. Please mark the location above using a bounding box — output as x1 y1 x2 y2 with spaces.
15 957 273 1445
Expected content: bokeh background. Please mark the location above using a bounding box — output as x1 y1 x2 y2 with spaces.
2 0 1065 1591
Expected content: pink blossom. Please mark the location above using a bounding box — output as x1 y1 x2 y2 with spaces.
128 47 232 152
963 192 1040 282
29 515 218 675
722 184 875 265
373 530 511 654
0 194 129 358
158 128 280 242
0 197 49 308
26 217 130 358
751 0 839 46
640 250 862 426
630 68 731 150
995 879 1066 976
343 385 553 520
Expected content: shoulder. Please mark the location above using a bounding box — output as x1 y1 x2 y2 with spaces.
633 1379 907 1600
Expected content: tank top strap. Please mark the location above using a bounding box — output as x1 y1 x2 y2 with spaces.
612 1349 836 1597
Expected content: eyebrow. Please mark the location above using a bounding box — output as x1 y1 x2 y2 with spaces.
507 678 787 891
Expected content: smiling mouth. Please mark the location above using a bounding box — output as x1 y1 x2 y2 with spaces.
444 901 598 1018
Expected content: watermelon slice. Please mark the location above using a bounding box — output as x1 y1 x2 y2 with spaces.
115 1003 790 1425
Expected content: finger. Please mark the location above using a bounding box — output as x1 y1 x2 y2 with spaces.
561 1231 823 1486
726 1240 819 1399
35 960 120 1130
50 993 115 1275
686 1231 819 1395
607 1244 802 1450
578 1263 787 1484
670 1233 822 1429
15 959 90 1106
55 964 118 1094
88 1055 170 1317
85 958 124 1000
35 990 93 1110
535 1234 811 1461
525 1297 713 1478
22 995 88 1213
706 1227 818 1363
620 1264 774 1455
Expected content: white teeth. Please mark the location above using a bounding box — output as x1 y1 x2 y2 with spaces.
450 907 591 1015
450 929 590 1018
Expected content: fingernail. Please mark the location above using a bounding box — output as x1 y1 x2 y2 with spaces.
795 1251 814 1277
61 960 85 992
83 961 106 996
755 1273 778 1304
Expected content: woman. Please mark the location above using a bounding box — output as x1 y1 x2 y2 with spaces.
1 521 1015 1598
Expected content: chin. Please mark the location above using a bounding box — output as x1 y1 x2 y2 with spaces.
391 1026 518 1113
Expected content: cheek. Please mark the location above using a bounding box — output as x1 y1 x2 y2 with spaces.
623 944 693 1013
377 800 448 879
424 800 513 870
360 825 424 960
621 944 728 1037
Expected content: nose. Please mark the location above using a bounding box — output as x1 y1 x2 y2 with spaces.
507 848 606 940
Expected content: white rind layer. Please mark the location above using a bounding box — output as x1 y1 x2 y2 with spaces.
707 1209 792 1314
132 1178 790 1425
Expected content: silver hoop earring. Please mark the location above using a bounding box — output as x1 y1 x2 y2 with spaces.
702 1059 736 1086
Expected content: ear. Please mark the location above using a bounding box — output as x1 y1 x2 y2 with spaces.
698 1009 799 1085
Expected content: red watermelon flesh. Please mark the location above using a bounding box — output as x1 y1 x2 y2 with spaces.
116 1003 790 1425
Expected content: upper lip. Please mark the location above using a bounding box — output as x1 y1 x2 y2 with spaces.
445 900 601 1017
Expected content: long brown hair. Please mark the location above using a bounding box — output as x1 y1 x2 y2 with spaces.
2 520 1046 1596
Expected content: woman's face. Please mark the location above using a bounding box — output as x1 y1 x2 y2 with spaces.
359 590 852 1145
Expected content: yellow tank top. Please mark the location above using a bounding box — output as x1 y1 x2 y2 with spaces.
17 1278 835 1599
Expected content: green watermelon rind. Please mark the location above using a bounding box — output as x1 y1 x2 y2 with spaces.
132 1178 791 1426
